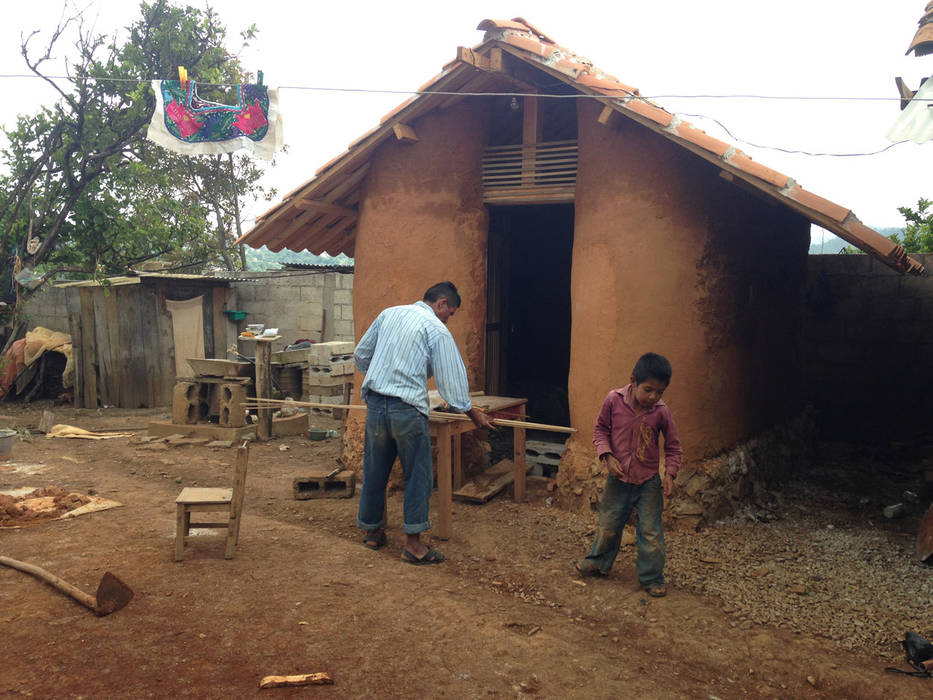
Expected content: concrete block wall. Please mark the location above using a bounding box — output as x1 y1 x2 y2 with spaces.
804 253 933 441
227 270 354 346
21 285 70 333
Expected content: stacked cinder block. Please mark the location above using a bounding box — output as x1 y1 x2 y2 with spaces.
172 382 210 424
219 383 248 427
525 439 566 478
303 341 355 415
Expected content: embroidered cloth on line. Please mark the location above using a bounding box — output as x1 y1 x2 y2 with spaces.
146 79 284 160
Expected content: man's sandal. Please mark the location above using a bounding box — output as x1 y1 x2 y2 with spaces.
401 547 445 565
644 584 667 598
362 530 387 550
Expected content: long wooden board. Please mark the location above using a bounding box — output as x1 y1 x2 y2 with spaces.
453 459 524 504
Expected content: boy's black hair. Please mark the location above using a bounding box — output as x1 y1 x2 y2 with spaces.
632 352 672 385
423 281 461 307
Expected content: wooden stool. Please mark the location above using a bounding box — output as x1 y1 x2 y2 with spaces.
174 442 249 561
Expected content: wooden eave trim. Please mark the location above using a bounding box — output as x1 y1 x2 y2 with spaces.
294 200 358 218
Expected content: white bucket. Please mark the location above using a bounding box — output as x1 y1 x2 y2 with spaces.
0 429 16 460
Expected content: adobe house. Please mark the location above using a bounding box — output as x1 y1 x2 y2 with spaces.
240 18 923 521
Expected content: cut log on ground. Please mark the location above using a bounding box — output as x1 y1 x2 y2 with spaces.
259 672 334 689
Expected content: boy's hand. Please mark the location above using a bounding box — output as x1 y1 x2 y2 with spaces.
603 454 624 480
662 473 675 498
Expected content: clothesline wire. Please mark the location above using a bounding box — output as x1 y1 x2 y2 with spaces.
0 73 919 157
0 73 927 102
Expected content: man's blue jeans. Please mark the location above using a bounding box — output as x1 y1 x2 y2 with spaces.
583 474 665 586
356 392 432 534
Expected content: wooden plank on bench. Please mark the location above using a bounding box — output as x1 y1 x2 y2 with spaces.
452 459 519 504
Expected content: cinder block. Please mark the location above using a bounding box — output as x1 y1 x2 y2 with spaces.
308 341 355 363
299 286 324 303
301 382 345 397
172 382 200 424
219 383 248 427
333 289 352 305
308 361 354 377
333 320 354 338
293 471 356 499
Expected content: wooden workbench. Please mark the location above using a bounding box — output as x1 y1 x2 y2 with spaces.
430 395 527 539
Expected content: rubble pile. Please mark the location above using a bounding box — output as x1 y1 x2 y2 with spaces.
668 447 933 658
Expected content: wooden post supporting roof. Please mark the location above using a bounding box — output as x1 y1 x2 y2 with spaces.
522 93 541 188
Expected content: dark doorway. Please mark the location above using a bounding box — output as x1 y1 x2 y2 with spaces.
486 204 573 429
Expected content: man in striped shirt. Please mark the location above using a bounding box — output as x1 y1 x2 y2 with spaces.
354 281 494 565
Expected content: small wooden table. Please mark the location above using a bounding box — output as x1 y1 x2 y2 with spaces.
430 395 527 539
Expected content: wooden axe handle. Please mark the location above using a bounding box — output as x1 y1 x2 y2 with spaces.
0 555 97 611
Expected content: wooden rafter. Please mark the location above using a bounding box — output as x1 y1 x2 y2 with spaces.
294 200 358 218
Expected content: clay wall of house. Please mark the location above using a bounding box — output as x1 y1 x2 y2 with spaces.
341 100 491 464
803 252 933 441
558 100 811 511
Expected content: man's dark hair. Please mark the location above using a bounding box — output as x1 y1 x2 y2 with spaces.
632 352 672 385
423 281 461 308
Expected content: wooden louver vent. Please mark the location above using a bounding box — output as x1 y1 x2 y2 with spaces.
482 139 577 204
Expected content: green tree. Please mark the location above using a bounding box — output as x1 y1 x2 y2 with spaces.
0 0 275 346
890 198 933 253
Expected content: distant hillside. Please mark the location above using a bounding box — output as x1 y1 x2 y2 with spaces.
809 227 902 255
244 246 353 270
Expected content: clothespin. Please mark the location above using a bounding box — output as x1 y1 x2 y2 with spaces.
178 66 188 89
257 70 264 87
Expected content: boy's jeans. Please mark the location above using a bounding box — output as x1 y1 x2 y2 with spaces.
356 392 432 534
583 473 665 586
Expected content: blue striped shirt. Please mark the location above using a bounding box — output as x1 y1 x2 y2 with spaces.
354 301 472 416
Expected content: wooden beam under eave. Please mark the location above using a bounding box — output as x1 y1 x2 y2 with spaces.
280 210 344 252
311 219 358 256
456 46 490 70
597 104 623 129
718 171 779 208
289 216 356 255
294 200 358 218
393 123 419 143
265 210 326 252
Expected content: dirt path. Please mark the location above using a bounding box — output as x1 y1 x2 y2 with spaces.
0 404 928 698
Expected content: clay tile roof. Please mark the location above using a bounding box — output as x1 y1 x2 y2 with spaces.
908 2 933 55
239 17 924 274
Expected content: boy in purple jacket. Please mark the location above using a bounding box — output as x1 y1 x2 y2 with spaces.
576 353 683 597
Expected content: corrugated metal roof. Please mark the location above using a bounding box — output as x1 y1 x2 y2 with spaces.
237 17 924 275
887 75 933 144
55 273 232 288
907 2 933 56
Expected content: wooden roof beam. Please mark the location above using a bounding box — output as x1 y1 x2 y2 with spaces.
264 210 327 252
393 123 419 143
597 104 623 129
288 216 357 255
294 200 358 218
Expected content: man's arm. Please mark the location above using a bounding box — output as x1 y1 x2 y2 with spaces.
353 314 381 374
430 331 495 428
430 331 472 413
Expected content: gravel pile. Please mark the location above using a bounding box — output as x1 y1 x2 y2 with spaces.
666 446 933 659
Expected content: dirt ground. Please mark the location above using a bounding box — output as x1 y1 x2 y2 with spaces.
1 402 931 698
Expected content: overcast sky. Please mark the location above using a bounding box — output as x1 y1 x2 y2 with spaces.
1 1 930 244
